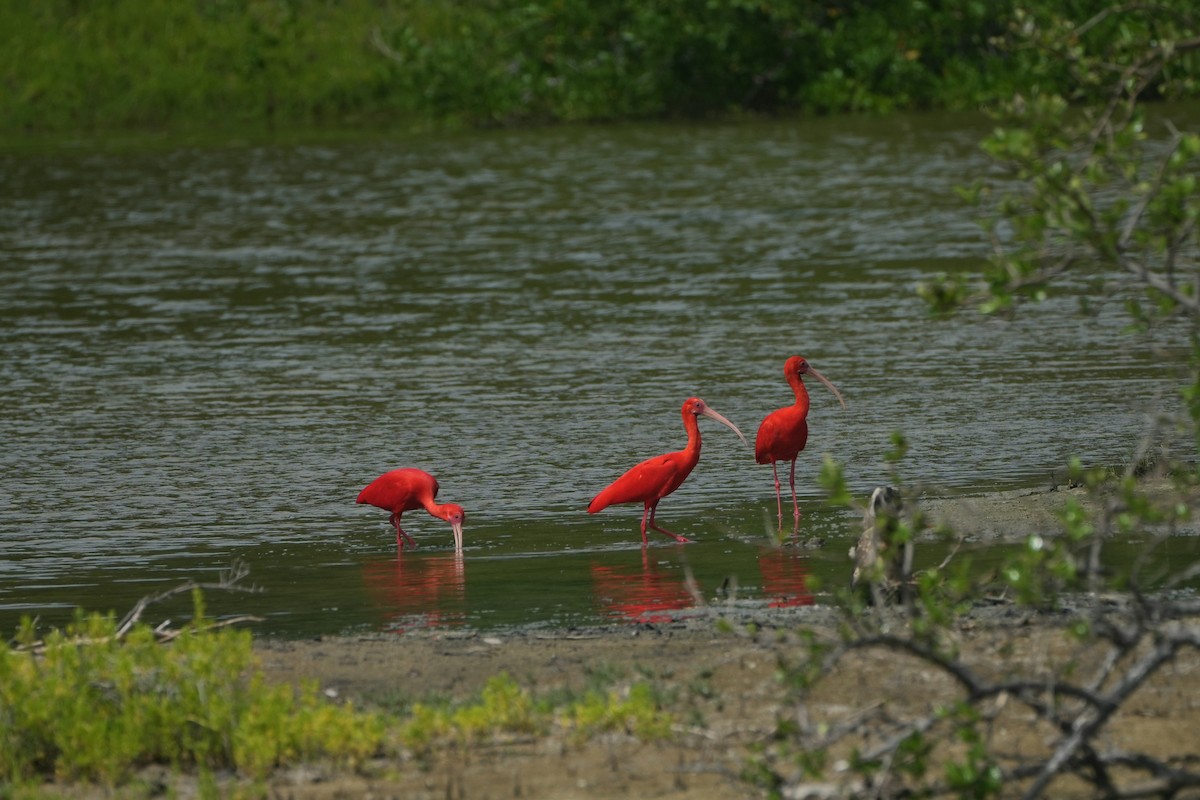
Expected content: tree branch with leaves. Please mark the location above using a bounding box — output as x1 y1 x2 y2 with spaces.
749 4 1200 797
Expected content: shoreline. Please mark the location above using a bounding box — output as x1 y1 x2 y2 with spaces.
248 590 1199 800
32 480 1200 798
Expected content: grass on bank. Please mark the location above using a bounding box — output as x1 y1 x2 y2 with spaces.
0 0 408 133
0 593 674 790
6 0 1197 134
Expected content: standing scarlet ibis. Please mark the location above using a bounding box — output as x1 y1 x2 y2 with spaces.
588 397 747 545
755 356 846 529
356 468 465 552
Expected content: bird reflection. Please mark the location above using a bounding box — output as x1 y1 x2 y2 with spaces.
361 552 466 632
757 547 814 608
590 550 696 623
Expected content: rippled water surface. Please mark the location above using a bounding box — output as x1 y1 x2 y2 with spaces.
0 113 1190 636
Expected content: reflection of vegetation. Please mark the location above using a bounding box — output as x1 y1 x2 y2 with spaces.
4 0 1198 133
755 5 1200 797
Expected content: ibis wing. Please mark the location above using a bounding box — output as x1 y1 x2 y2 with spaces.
588 453 682 513
356 468 434 512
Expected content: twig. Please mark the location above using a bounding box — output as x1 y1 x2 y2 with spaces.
115 560 259 638
14 562 262 653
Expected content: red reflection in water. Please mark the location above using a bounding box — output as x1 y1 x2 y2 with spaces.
590 551 696 623
757 548 814 608
361 553 466 632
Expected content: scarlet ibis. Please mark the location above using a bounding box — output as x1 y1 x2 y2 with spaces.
356 468 465 552
588 397 747 545
755 356 846 529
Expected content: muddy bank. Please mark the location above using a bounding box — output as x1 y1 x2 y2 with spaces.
249 600 1199 800
914 478 1200 541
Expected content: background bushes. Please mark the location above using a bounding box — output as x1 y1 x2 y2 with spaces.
0 1 1196 133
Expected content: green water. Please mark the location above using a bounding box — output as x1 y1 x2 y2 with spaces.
0 113 1192 637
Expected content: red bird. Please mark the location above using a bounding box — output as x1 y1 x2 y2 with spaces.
356 468 466 552
588 397 747 545
755 356 846 529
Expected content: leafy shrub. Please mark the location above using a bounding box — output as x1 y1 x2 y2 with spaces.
0 594 384 784
5 0 1196 132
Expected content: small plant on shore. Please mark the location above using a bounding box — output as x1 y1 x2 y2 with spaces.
400 672 673 752
1 561 680 795
565 682 674 742
402 673 541 749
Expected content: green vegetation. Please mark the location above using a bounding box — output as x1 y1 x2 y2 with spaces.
400 673 672 750
0 593 384 785
374 0 1023 125
3 0 1198 134
0 0 407 134
921 5 1200 321
0 594 673 792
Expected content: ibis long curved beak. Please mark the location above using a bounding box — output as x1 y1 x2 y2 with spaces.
700 405 749 445
807 366 847 410
451 520 464 553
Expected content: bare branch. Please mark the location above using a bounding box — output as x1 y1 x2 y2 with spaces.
14 562 262 654
1022 622 1200 798
115 560 259 639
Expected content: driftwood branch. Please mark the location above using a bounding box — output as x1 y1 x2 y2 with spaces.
115 560 260 638
14 562 263 653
